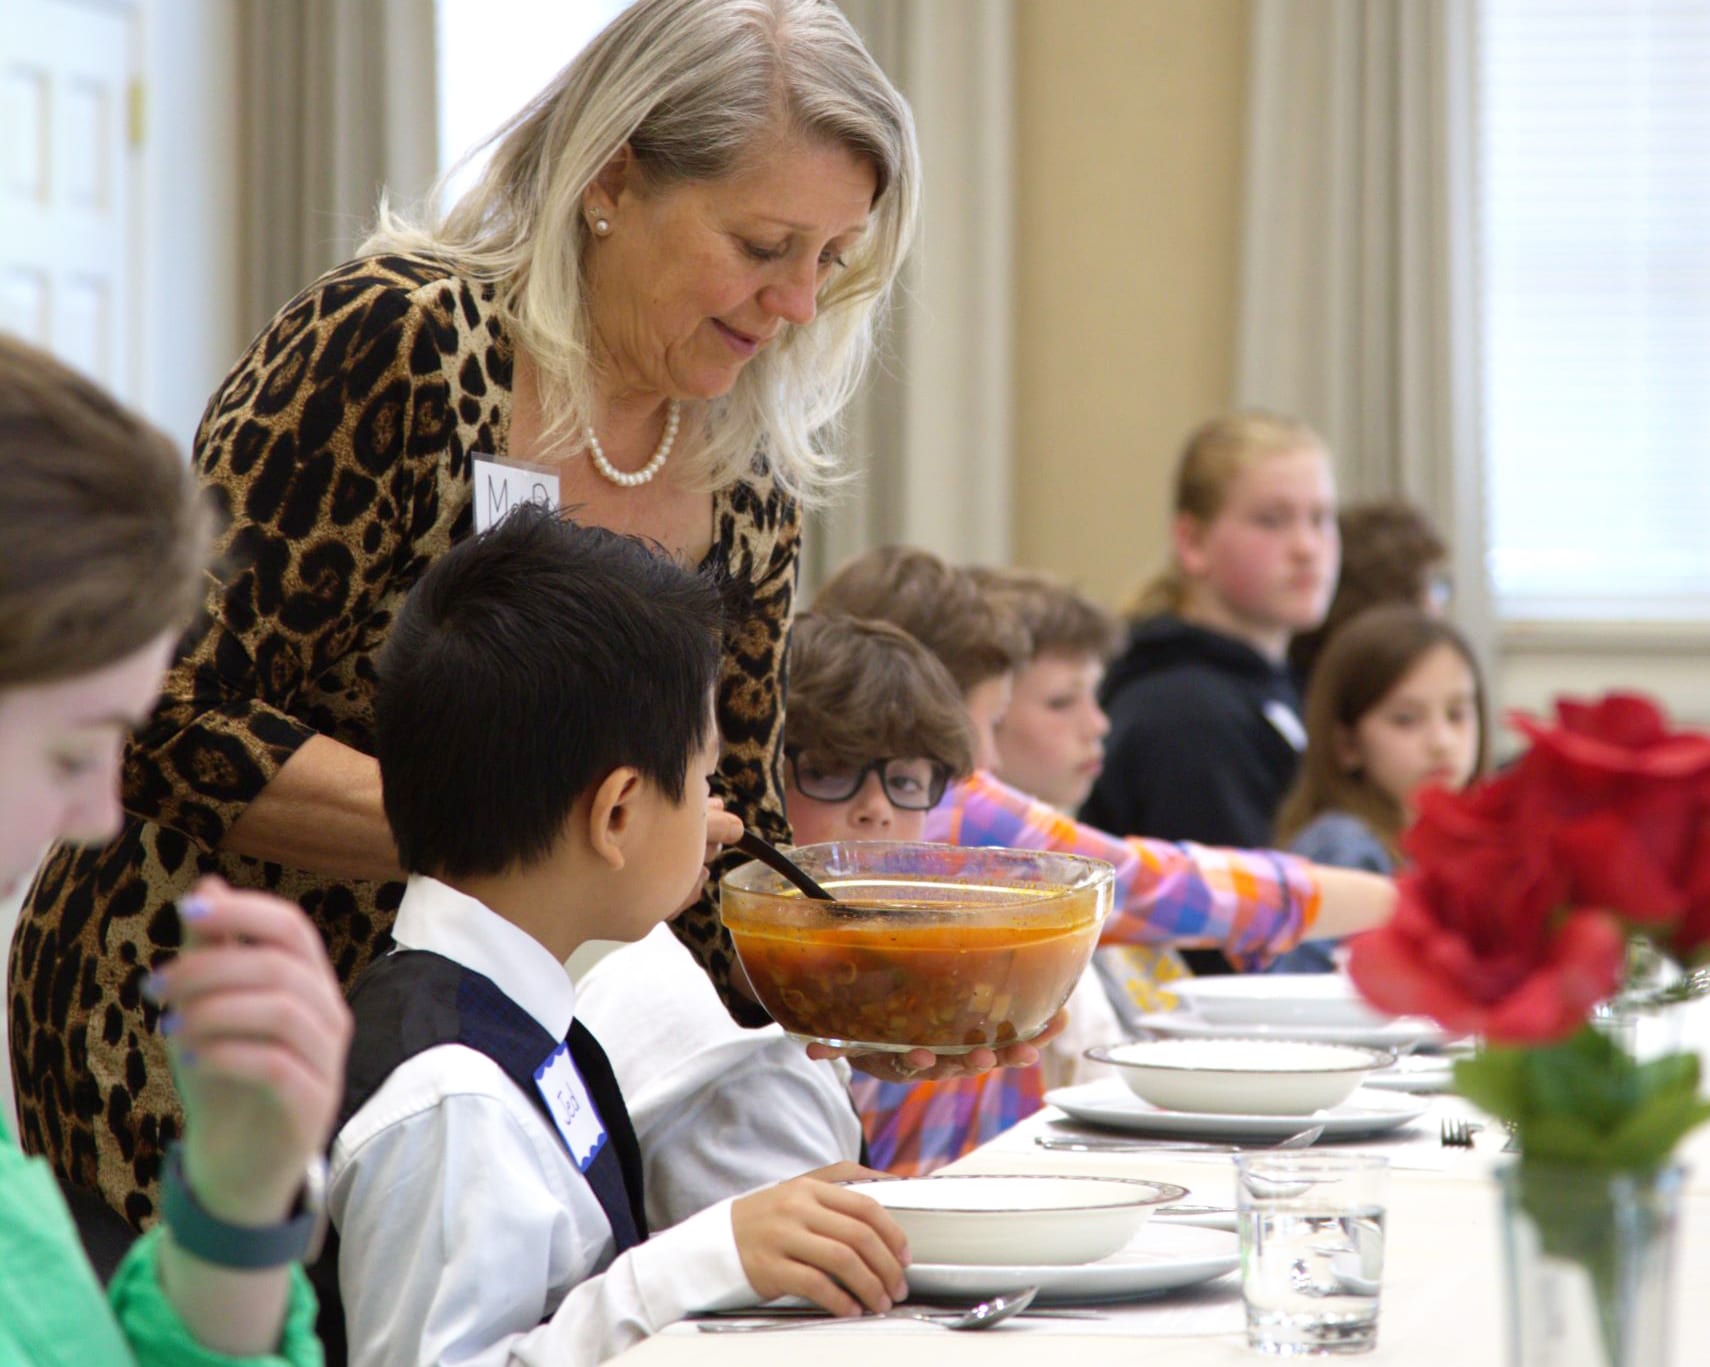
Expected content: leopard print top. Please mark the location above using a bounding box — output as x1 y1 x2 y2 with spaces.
7 253 796 1227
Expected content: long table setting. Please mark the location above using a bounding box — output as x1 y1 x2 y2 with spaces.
612 975 1710 1367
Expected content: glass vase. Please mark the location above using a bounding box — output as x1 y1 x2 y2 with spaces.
1498 1161 1683 1367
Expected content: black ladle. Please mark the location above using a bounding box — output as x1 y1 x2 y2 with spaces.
735 830 841 904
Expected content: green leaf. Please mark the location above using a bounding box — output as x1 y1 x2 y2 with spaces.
1454 1048 1528 1122
1632 1051 1700 1102
1524 1112 1614 1166
1522 1033 1637 1128
1455 1026 1710 1169
1603 1091 1710 1170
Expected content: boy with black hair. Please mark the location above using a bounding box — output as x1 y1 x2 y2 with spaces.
317 508 908 1367
576 612 975 1228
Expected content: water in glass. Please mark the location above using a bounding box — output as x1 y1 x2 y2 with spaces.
1241 1206 1386 1354
1236 1153 1390 1356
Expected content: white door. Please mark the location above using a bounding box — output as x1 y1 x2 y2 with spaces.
0 0 140 399
0 0 139 1130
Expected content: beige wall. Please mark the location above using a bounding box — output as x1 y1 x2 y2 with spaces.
1011 0 1250 608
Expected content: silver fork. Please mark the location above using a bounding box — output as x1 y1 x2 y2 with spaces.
1439 1116 1482 1148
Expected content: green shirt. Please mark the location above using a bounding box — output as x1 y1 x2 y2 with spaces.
0 1116 321 1367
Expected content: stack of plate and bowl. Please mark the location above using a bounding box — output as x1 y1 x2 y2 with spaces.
1154 975 1443 1049
1044 976 1445 1141
1159 975 1458 1094
837 1173 1241 1303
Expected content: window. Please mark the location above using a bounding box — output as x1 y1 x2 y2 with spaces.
1477 0 1710 621
434 0 630 205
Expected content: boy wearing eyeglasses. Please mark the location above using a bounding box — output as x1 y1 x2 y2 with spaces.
779 614 973 844
814 546 1400 1175
574 613 975 1229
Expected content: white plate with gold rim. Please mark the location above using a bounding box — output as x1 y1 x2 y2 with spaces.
1044 1078 1428 1140
903 1221 1239 1303
1167 975 1389 1028
1136 1009 1450 1053
1363 1053 1456 1093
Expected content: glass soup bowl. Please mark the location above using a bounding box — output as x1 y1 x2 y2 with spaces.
721 841 1114 1054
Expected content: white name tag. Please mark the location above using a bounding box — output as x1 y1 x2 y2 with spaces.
471 455 559 533
1263 699 1308 752
533 1042 608 1173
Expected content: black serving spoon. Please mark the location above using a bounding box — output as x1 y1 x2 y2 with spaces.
735 830 842 904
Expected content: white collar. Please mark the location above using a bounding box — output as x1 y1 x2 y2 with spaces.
391 874 576 1041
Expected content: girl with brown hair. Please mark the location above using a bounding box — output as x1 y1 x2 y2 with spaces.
1268 605 1487 971
1 335 347 1364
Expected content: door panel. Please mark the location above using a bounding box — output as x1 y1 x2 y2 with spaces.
0 0 138 397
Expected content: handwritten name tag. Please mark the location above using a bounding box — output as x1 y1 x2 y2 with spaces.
533 1041 608 1173
471 456 560 533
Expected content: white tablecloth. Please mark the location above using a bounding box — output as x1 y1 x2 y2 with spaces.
612 1001 1710 1365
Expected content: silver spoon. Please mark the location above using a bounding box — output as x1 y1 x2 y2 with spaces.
1035 1123 1324 1154
697 1287 1040 1334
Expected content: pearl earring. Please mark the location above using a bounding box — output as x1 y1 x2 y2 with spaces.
591 215 611 236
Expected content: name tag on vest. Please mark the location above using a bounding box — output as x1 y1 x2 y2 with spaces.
1263 699 1308 752
471 456 560 532
533 1041 608 1173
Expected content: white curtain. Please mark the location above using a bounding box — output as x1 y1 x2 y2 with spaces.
802 0 1016 597
1234 0 1493 665
236 0 439 339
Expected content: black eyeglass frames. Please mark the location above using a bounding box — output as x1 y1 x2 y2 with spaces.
784 751 951 811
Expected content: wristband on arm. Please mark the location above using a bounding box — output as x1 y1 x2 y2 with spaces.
161 1143 329 1270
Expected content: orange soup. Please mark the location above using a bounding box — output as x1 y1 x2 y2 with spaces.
727 901 1097 1051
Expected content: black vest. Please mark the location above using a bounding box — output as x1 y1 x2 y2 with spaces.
310 950 648 1366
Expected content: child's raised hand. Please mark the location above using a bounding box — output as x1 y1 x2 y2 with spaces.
147 876 352 1227
731 1176 910 1317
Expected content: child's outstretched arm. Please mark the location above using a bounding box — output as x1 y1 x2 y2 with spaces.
937 768 1398 962
1303 865 1396 939
731 1177 910 1317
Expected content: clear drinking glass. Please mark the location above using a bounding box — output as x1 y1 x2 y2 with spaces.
1236 1152 1390 1356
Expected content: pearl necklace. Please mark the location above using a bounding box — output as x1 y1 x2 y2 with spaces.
586 400 680 488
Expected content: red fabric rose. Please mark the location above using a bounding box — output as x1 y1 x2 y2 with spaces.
1665 782 1710 959
1355 693 1710 1036
1347 876 1625 1044
1510 694 1710 951
1514 693 1710 786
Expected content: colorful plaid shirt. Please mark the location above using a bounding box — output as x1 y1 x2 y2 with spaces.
851 769 1323 1175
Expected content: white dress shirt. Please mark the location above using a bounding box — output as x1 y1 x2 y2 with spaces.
329 876 755 1367
577 924 861 1230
